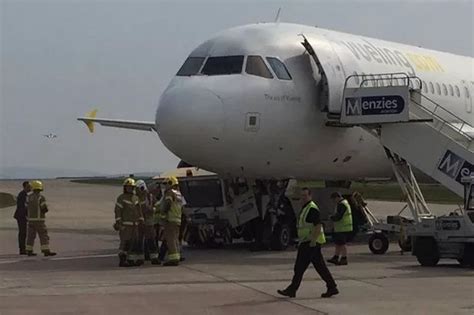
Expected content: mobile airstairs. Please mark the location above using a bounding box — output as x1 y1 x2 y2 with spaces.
324 72 474 266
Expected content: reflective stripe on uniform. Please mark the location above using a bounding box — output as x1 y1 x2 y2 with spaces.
127 254 138 261
115 217 122 222
26 245 33 251
27 218 45 221
167 252 180 262
149 253 159 259
40 244 50 251
122 200 137 205
115 202 123 209
121 221 137 226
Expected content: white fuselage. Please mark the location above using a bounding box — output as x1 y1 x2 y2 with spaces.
155 23 473 180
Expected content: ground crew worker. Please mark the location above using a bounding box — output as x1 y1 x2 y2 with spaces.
278 188 338 298
14 181 30 255
327 192 353 266
161 176 183 266
25 180 57 257
114 178 144 267
136 180 160 264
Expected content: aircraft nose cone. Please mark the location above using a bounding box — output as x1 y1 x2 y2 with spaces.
156 86 224 161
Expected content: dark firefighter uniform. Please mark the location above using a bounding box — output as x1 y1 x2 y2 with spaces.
114 178 144 267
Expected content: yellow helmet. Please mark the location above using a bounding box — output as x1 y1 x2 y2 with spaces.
123 178 136 187
163 176 179 187
31 180 43 191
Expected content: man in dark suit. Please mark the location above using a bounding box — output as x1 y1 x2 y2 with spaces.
14 181 30 255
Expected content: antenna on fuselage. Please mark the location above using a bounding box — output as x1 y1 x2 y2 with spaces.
274 7 282 23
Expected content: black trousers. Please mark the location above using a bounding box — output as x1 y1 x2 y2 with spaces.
16 218 27 251
288 242 337 292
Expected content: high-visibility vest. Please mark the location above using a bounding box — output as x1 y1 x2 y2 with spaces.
164 191 182 225
27 193 47 221
333 199 353 232
298 201 326 245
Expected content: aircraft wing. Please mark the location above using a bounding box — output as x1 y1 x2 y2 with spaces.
77 110 155 133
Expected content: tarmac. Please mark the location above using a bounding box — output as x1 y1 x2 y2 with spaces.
0 180 473 315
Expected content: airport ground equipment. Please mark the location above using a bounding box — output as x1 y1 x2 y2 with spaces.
303 35 473 263
154 168 298 250
409 176 474 267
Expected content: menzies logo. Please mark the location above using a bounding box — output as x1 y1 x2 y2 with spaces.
437 150 473 184
345 95 405 116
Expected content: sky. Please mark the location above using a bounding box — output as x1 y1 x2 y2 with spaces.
1 0 473 178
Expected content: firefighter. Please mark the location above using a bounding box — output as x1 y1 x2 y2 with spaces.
136 180 160 264
25 180 57 257
161 176 184 266
114 178 144 267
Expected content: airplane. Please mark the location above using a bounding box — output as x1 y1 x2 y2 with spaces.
43 133 58 139
78 22 473 185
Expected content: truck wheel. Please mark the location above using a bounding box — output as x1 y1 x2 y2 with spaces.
271 223 291 251
368 233 389 254
398 236 412 252
414 237 439 267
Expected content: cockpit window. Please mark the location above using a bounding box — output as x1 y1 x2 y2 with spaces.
201 56 244 75
245 56 273 79
176 57 205 76
266 57 292 80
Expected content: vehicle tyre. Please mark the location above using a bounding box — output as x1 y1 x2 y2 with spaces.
271 223 291 251
398 236 412 252
368 233 389 255
414 237 440 267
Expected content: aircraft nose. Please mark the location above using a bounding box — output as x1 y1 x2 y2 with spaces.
156 85 224 160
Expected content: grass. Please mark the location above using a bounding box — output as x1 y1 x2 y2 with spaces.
298 181 462 204
72 178 462 204
70 177 153 186
0 192 16 209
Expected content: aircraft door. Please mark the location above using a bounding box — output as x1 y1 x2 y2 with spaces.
461 81 472 114
469 82 473 113
300 34 347 114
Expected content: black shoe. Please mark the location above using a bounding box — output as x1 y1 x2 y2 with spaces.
135 260 144 266
321 287 339 298
126 260 137 267
19 249 27 255
119 260 129 267
151 259 161 265
277 289 295 298
336 257 348 266
179 257 185 262
43 251 57 257
327 256 339 265
27 251 37 256
163 261 179 266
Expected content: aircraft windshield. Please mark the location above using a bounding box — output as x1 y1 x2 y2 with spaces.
179 179 223 207
266 57 292 80
201 56 244 75
177 57 205 76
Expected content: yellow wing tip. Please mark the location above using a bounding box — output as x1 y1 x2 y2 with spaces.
84 109 98 133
